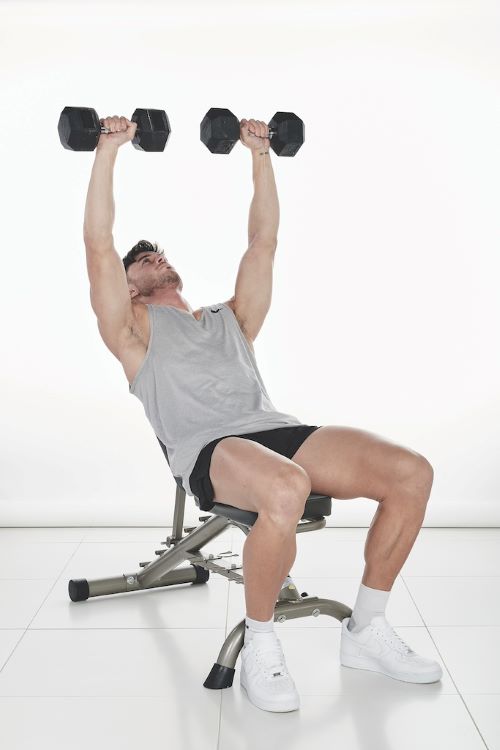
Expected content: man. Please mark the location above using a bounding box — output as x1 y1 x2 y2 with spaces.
83 114 442 714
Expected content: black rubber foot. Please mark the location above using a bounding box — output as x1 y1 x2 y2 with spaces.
192 564 210 584
204 663 235 689
68 578 90 602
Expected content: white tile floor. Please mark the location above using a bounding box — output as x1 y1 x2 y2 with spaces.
0 525 499 750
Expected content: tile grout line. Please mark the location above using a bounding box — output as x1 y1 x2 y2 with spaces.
1 526 497 748
400 574 490 749
217 524 239 750
0 538 86 678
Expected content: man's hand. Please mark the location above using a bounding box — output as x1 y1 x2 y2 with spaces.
96 116 138 152
240 118 270 152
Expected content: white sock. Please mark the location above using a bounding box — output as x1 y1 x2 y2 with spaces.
244 614 274 645
347 582 391 633
281 575 294 589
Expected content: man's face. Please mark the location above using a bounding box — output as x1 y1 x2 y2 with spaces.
129 250 182 297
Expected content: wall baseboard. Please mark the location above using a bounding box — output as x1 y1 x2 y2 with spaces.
1 497 499 527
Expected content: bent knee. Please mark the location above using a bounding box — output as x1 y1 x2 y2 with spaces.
263 467 312 521
395 450 434 496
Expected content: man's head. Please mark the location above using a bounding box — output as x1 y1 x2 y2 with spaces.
122 239 183 303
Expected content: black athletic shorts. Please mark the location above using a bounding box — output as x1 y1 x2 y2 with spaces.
189 424 321 512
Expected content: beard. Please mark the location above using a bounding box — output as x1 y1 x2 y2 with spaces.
138 267 182 296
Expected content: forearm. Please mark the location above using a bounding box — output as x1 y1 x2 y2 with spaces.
248 151 279 245
83 148 118 244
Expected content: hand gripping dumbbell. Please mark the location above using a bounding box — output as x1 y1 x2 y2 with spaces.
200 107 305 157
58 106 171 152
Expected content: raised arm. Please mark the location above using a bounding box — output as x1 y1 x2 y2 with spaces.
83 116 138 358
83 116 136 245
223 120 278 344
83 145 118 246
242 118 279 246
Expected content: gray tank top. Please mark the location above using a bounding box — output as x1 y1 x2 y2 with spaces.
129 302 302 496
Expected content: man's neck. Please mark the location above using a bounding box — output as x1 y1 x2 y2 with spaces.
133 295 192 311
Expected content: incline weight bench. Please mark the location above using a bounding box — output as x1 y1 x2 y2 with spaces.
68 436 352 689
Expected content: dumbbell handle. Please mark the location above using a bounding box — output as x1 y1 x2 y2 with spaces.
99 124 277 138
246 126 277 140
99 123 142 134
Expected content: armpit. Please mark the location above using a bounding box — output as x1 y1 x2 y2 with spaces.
223 298 255 354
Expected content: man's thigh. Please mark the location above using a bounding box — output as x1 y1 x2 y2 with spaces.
290 425 430 502
209 436 311 513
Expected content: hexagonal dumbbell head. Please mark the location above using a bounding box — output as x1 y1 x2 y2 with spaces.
268 112 305 157
200 108 240 154
131 109 171 152
58 107 101 151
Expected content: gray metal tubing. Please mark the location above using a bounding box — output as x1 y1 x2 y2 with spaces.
215 598 353 670
138 513 229 588
171 483 187 542
296 517 326 533
87 565 199 597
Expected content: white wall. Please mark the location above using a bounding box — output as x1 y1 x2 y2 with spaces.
1 0 499 526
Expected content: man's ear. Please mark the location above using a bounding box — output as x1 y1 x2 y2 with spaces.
129 285 138 300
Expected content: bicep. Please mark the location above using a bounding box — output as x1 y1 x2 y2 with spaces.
231 240 275 342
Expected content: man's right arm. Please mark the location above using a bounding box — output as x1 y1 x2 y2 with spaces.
83 116 138 358
83 115 136 250
83 147 118 249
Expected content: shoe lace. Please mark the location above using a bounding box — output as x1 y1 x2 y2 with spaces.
374 621 415 655
254 639 287 679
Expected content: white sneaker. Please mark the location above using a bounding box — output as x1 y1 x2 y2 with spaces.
340 615 443 684
240 631 300 712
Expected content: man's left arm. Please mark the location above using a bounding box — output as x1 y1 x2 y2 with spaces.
224 120 278 343
244 118 279 247
248 150 279 246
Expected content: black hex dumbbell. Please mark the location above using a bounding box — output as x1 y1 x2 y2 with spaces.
58 106 171 152
200 107 305 157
